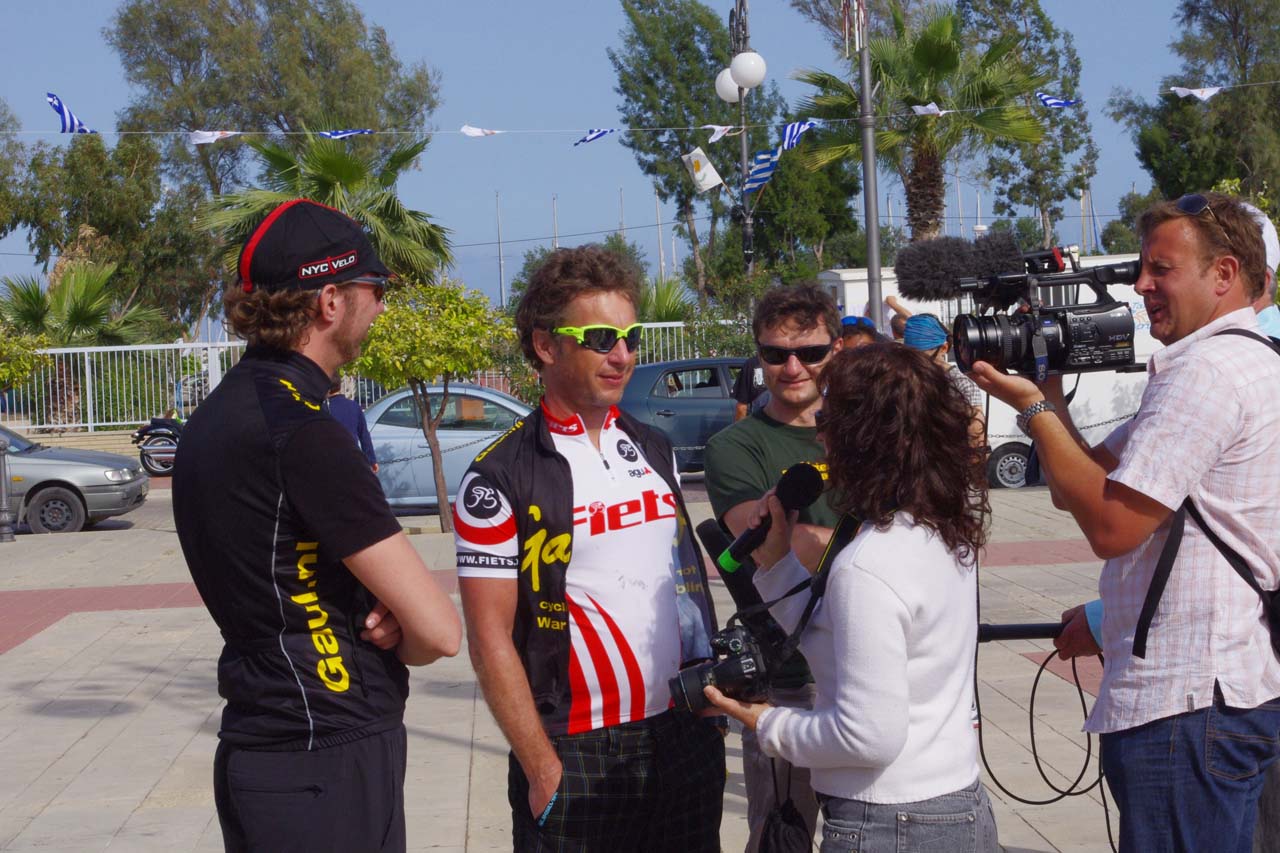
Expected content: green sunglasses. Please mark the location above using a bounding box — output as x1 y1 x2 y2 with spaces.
552 323 644 353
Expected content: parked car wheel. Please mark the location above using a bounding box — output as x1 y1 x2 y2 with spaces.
26 486 87 534
987 442 1029 489
139 435 177 476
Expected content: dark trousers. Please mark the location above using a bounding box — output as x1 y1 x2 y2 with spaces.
507 710 726 852
214 725 407 853
1102 690 1280 853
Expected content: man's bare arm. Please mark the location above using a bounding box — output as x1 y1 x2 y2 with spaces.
460 577 562 818
344 532 461 665
723 500 832 572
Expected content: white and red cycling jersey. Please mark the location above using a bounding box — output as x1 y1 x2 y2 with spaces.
455 406 684 734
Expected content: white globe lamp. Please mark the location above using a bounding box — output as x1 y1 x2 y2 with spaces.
715 68 740 103
730 51 767 90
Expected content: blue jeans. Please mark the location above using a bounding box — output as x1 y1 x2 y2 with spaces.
1101 690 1280 853
817 779 998 852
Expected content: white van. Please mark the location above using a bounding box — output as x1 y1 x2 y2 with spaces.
819 253 1157 488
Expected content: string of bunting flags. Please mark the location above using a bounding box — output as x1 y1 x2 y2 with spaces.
30 77 1275 158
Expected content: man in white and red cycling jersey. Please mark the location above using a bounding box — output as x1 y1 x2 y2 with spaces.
456 245 724 852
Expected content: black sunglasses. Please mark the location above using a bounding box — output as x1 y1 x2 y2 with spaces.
552 323 643 354
758 343 834 366
1176 193 1234 239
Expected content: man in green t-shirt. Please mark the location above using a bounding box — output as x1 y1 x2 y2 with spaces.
704 282 843 853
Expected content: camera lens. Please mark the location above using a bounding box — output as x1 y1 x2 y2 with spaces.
953 313 1038 372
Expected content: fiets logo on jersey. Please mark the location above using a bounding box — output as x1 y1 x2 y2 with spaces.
573 489 677 536
298 250 358 280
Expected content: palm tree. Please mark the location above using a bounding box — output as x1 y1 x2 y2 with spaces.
0 262 166 426
0 262 164 346
202 131 452 282
796 1 1048 241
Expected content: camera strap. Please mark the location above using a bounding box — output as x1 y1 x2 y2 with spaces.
736 514 863 662
1132 327 1280 659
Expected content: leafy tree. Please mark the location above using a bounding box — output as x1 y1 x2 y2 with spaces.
1096 187 1162 255
353 281 513 532
105 0 440 197
797 0 1047 241
0 326 51 394
0 98 22 235
1108 0 1280 211
750 143 861 271
958 0 1098 249
990 216 1056 251
10 134 220 335
202 132 452 282
608 0 786 300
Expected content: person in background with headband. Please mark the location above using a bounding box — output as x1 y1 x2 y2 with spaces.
704 283 845 851
456 245 724 851
173 199 462 853
902 314 986 445
974 192 1280 851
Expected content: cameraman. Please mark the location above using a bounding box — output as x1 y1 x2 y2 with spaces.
705 344 998 852
973 192 1280 851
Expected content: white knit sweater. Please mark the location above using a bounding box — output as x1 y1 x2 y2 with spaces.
754 514 980 803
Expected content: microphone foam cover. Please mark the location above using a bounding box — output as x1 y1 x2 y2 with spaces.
776 462 825 512
973 231 1025 279
893 237 976 301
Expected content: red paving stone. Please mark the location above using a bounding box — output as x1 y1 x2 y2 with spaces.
983 538 1097 567
0 569 458 656
1020 650 1104 697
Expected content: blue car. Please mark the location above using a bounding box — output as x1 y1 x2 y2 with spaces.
617 357 746 472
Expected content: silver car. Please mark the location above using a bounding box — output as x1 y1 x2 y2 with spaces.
364 384 531 509
1 425 149 533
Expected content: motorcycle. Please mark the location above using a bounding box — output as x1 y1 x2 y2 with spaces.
132 417 183 476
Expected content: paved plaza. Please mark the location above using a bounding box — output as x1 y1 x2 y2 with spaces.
0 481 1118 851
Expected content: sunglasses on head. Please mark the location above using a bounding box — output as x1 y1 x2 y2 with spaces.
757 342 834 366
1176 192 1239 255
842 316 875 331
553 323 643 354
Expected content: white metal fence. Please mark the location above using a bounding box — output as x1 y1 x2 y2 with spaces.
0 323 697 434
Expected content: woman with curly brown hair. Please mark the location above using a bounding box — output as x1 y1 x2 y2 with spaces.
705 342 998 853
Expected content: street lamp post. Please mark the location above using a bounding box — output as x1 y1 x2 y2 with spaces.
716 0 766 275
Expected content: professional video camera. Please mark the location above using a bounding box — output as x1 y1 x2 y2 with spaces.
894 232 1142 380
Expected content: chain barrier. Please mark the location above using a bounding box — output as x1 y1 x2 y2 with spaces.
987 412 1136 442
375 433 498 466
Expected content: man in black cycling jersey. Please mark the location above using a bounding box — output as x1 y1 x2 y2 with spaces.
172 199 462 853
456 246 725 851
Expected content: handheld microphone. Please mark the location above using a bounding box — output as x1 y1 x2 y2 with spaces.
717 463 824 573
976 622 1065 642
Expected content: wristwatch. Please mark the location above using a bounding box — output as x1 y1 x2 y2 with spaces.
1016 399 1057 436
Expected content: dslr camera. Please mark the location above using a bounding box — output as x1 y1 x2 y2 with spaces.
951 244 1141 380
669 618 786 714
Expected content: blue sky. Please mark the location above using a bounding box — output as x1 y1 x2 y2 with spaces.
1 0 1179 309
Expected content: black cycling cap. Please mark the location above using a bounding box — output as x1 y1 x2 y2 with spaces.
237 199 391 293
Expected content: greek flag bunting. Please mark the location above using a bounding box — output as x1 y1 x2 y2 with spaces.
573 128 617 146
317 129 374 139
781 119 816 150
46 93 94 134
1170 86 1222 102
744 147 781 193
1036 92 1079 109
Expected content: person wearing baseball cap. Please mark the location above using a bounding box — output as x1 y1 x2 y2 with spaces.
1244 203 1280 339
172 199 461 852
